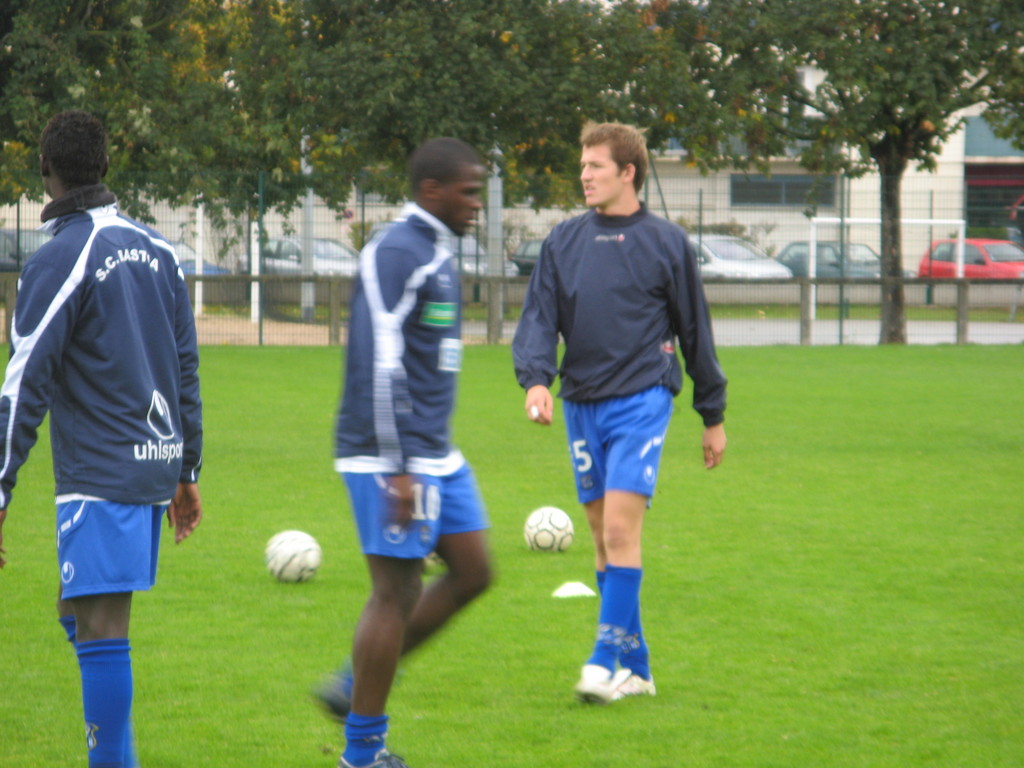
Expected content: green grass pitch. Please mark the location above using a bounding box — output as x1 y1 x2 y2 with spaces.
1 344 1022 767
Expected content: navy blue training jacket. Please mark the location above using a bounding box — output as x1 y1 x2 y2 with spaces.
334 203 466 476
0 201 203 508
512 204 727 426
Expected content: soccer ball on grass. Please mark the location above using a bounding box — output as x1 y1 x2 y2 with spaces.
265 530 322 582
524 506 574 552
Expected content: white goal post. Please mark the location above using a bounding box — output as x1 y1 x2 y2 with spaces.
806 216 966 322
809 216 966 277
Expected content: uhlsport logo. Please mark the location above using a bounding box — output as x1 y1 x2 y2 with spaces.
61 560 75 584
85 722 99 750
147 390 175 439
134 389 183 464
385 524 407 548
640 436 663 486
384 523 408 545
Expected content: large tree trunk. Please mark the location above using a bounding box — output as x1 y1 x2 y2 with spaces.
876 152 908 344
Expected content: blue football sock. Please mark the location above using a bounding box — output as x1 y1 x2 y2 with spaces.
588 564 642 672
59 614 77 644
599 567 651 678
77 638 133 768
62 619 139 766
619 594 651 680
344 713 389 767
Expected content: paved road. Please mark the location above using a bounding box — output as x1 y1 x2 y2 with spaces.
472 317 1024 347
185 307 1023 348
710 318 1024 346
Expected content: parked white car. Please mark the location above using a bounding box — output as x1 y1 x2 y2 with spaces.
693 234 793 279
369 224 516 276
263 237 360 277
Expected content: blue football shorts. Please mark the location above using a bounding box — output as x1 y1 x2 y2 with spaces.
562 386 674 504
342 463 488 559
56 499 165 600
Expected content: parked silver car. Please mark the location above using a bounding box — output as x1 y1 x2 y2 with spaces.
693 235 792 279
368 224 516 276
262 237 360 277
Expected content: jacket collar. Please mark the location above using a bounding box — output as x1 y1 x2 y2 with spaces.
40 184 117 224
400 202 456 253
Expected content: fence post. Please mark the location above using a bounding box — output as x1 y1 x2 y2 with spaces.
800 280 812 345
329 278 341 346
956 281 968 345
487 277 504 344
486 147 506 329
3 276 16 343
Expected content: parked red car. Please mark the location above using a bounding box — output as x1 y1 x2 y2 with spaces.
917 238 1024 279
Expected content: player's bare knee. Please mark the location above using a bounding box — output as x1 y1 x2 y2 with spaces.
447 558 492 604
466 559 493 599
602 527 640 559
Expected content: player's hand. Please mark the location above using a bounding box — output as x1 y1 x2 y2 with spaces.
0 507 7 569
525 385 553 426
385 474 415 528
703 423 726 469
168 483 202 543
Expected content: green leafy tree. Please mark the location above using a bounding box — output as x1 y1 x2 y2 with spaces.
981 21 1024 161
0 0 331 265
628 0 784 172
650 0 1019 344
2 1 676 215
0 1 237 212
209 0 320 216
299 0 655 207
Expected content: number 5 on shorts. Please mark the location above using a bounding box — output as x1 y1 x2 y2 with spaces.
571 439 593 472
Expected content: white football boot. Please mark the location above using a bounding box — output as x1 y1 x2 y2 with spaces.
612 672 657 700
574 664 633 704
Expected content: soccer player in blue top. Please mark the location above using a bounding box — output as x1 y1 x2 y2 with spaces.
0 111 203 766
323 138 493 768
513 121 727 704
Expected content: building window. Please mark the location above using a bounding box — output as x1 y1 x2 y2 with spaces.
730 174 836 207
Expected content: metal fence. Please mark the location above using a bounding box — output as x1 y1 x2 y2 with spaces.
2 166 1022 347
4 273 1020 348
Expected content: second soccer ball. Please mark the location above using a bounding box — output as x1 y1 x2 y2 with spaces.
524 506 574 552
265 529 322 582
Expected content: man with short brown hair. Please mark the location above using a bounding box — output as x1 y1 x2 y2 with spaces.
514 120 727 704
